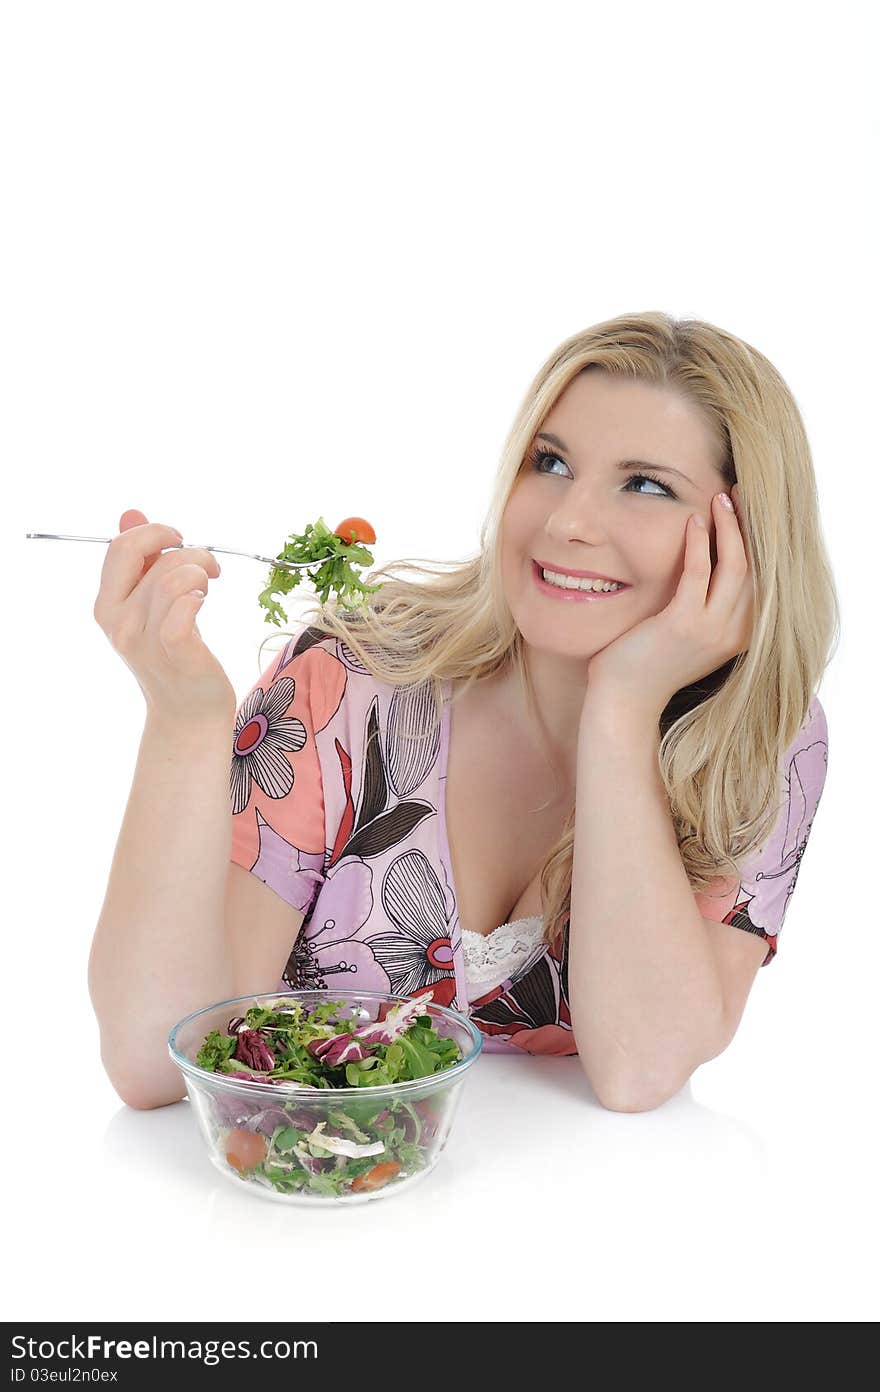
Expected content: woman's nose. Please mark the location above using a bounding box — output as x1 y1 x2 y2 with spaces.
544 499 610 546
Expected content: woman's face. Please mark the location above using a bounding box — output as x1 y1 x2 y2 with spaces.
500 370 730 659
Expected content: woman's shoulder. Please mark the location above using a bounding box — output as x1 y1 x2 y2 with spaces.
259 620 340 676
257 620 446 745
804 692 828 734
784 694 829 769
260 621 385 694
767 694 829 854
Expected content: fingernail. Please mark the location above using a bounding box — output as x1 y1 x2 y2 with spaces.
717 492 734 510
693 514 707 528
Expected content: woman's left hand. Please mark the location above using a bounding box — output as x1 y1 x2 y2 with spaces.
585 485 755 719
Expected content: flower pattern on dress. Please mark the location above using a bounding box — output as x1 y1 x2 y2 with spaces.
282 855 393 995
229 636 347 911
230 676 307 815
694 699 829 966
277 681 459 1006
229 623 829 1055
466 921 578 1054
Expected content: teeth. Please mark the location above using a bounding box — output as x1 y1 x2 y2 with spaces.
541 567 623 592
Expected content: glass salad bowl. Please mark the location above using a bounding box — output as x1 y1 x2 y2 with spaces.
168 989 482 1206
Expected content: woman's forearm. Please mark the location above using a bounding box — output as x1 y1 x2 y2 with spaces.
569 689 725 1109
88 713 236 1108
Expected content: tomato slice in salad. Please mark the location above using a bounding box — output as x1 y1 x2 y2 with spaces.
350 1160 402 1193
225 1128 268 1172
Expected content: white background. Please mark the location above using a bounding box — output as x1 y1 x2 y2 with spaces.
3 0 877 1324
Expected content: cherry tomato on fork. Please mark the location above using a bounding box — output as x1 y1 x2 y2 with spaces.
334 517 376 546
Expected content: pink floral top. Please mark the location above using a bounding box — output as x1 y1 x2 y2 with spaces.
229 621 829 1056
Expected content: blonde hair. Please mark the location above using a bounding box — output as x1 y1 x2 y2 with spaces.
261 311 840 955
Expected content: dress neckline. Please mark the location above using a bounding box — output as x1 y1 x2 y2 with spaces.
437 679 461 931
437 679 546 948
461 914 545 940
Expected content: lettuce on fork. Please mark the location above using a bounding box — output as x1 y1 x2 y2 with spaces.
258 515 383 626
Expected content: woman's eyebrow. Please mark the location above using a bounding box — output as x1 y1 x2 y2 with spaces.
536 431 697 488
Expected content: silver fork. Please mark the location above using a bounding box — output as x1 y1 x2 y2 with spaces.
25 532 313 572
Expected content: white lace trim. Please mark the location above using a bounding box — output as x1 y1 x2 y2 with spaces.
462 915 546 988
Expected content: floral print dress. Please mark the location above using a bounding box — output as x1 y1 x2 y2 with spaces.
229 621 829 1056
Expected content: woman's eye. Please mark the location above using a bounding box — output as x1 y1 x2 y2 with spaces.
530 448 675 498
624 474 672 497
532 449 569 477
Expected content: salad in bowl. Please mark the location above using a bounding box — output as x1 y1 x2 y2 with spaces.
168 988 482 1205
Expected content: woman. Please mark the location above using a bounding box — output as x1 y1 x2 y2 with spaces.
88 311 837 1112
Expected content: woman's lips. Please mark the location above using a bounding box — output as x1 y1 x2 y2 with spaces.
531 560 632 602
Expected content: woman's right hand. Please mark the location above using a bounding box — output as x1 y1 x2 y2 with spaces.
93 508 237 727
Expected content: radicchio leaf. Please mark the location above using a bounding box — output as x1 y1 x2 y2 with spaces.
243 1105 299 1137
212 1093 260 1130
220 1064 286 1083
307 1033 370 1066
350 990 434 1047
233 1028 275 1071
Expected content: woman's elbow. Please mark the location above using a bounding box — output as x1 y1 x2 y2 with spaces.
591 1069 687 1113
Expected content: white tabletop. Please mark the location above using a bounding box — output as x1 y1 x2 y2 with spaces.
6 986 876 1323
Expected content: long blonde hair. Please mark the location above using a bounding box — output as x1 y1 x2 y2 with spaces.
263 311 840 955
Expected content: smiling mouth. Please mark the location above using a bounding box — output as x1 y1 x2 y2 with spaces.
534 559 628 585
531 560 632 595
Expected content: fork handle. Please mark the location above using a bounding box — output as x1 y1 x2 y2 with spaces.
27 532 114 543
25 533 313 570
